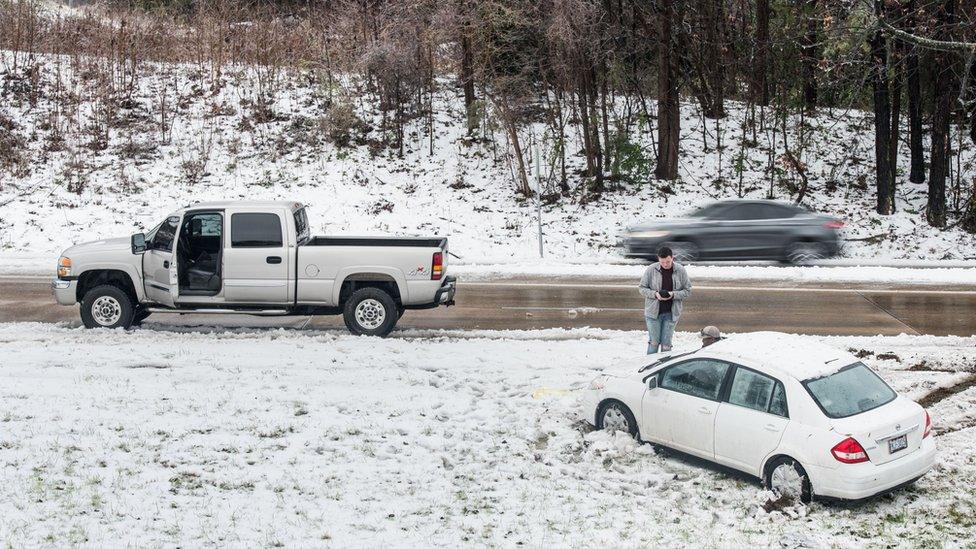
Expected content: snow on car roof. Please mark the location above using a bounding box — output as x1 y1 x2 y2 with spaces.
186 200 303 211
705 332 856 381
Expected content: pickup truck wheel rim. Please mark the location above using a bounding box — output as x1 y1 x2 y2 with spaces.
771 463 803 500
355 298 386 330
91 296 122 326
602 406 629 433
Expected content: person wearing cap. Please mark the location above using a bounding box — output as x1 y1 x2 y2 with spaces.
638 246 692 354
699 326 722 347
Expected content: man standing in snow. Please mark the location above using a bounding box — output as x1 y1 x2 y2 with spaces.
639 247 692 354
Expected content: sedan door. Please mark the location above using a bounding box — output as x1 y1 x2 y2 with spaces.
713 366 790 475
656 359 732 459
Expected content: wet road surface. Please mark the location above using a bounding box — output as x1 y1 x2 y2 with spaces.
2 275 974 336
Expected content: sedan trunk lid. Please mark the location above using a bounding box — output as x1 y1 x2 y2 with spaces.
829 396 926 465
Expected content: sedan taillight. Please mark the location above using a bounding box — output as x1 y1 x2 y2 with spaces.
823 219 845 230
831 437 870 464
923 410 932 438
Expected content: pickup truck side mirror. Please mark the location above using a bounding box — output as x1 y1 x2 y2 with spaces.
131 233 147 254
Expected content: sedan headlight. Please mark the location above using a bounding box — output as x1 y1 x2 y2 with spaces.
629 230 670 239
588 376 609 391
57 256 72 278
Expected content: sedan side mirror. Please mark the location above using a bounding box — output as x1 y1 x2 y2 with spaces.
647 376 658 390
131 233 147 254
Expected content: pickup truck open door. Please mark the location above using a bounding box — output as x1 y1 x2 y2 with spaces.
143 215 179 307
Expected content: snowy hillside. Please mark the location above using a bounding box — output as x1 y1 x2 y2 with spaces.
2 51 975 263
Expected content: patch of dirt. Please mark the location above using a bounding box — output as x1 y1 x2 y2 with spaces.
916 374 976 409
875 352 901 362
849 348 873 358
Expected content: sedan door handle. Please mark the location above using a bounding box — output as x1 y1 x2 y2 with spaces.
697 406 712 415
163 260 170 269
764 424 780 432
266 256 282 264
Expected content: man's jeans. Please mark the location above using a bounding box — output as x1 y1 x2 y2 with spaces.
646 312 675 354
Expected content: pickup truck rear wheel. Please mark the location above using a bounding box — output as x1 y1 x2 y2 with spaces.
80 285 135 329
343 287 398 337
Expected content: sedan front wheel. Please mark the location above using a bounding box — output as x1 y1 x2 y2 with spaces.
596 401 639 439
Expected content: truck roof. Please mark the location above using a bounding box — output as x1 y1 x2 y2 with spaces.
184 200 304 212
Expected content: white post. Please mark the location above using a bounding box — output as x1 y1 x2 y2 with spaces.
534 140 544 258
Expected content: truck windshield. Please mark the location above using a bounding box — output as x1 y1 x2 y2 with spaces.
802 362 896 419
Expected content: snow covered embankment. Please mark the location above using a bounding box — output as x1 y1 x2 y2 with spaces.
0 324 974 546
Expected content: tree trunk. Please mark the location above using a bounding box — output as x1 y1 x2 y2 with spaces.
903 0 928 184
927 0 957 228
889 44 903 212
801 0 818 111
751 0 770 107
871 0 894 215
656 0 680 180
460 32 476 133
906 42 926 183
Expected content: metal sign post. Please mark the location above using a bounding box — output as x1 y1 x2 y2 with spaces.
533 141 544 258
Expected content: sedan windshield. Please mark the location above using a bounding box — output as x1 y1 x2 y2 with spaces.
803 362 896 419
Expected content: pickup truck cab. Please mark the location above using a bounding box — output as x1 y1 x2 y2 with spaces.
52 201 456 336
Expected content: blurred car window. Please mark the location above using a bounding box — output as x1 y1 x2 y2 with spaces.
689 203 728 218
724 203 796 221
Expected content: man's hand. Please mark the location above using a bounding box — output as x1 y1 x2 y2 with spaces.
654 292 673 301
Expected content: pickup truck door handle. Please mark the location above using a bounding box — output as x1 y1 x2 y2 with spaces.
266 256 282 264
163 260 170 269
697 406 712 415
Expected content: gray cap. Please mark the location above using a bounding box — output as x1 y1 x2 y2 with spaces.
699 326 721 338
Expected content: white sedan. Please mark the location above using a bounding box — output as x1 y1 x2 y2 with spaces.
583 332 936 502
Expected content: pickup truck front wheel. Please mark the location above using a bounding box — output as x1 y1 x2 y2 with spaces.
80 285 135 329
343 287 398 337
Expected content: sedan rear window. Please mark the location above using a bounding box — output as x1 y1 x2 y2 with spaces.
803 363 896 419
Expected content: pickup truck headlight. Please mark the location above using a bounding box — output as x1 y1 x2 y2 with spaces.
57 256 72 278
629 230 670 239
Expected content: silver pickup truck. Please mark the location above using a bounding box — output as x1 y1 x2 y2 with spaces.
52 200 456 336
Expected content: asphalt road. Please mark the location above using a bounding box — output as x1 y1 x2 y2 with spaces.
2 275 974 336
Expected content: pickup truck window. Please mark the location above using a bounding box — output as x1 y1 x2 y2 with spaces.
294 208 310 244
151 216 180 251
231 213 283 248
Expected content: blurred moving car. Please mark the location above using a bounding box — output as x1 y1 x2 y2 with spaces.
619 199 845 264
583 332 936 503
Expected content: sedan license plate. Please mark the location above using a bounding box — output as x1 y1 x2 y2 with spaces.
888 434 908 454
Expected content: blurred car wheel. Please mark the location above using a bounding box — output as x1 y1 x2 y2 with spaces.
663 241 699 263
786 241 827 264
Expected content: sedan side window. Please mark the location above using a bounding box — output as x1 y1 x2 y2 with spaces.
728 367 777 412
769 382 789 418
660 360 730 401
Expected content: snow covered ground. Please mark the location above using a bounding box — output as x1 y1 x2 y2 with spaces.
2 50 976 269
1 323 974 546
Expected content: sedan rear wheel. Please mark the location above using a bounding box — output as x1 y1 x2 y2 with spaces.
786 241 827 264
766 457 812 504
597 401 639 439
663 241 699 263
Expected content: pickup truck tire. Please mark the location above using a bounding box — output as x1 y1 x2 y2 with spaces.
343 287 398 337
80 285 135 329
